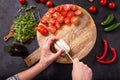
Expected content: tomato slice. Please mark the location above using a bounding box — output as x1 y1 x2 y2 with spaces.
64 17 71 24
67 10 74 18
45 13 52 19
55 22 61 29
56 6 63 12
53 12 60 19
47 25 57 33
74 9 82 16
37 25 48 35
63 4 71 11
48 18 56 24
60 10 68 17
71 5 77 11
71 16 79 25
48 8 55 14
57 15 64 23
40 18 47 24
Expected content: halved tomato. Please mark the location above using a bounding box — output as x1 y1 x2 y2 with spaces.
37 25 48 35
74 9 82 16
55 22 61 29
40 18 47 24
48 8 55 14
64 17 71 24
48 18 56 24
71 16 79 25
57 15 64 23
45 13 52 19
67 10 74 18
47 25 57 33
71 5 77 11
53 12 60 19
63 4 71 11
60 10 68 17
56 6 63 12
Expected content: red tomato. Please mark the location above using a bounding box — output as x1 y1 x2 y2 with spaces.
55 22 61 29
47 25 57 33
57 15 64 23
53 12 60 19
48 18 55 24
108 2 116 9
56 6 63 12
40 0 46 3
71 5 77 11
19 0 26 5
74 10 82 16
61 10 67 17
45 13 52 19
100 0 107 6
67 10 74 18
64 17 70 24
37 25 48 35
46 0 53 7
63 4 71 11
48 8 55 14
89 5 97 13
40 18 47 24
71 16 79 25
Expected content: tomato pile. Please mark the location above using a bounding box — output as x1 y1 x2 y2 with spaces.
37 4 82 35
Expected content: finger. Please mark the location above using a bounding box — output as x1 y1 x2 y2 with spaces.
54 49 64 57
73 58 79 64
47 36 58 46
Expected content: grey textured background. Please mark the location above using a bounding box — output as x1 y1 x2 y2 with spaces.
0 0 120 80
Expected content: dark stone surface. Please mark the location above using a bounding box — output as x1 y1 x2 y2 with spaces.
0 0 120 80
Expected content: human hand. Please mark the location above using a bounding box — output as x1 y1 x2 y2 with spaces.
72 58 92 80
39 36 64 67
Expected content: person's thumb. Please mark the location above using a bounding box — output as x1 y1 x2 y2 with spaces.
54 49 64 58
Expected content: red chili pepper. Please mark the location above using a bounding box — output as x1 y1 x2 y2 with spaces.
97 47 117 64
96 39 108 60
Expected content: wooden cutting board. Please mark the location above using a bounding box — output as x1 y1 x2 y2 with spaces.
24 4 97 67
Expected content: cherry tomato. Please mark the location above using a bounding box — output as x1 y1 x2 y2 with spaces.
71 16 79 25
46 0 53 7
40 18 47 24
71 5 77 11
48 18 55 24
56 6 63 12
63 4 71 11
100 0 107 6
47 25 57 33
55 22 61 29
37 25 48 35
74 10 82 16
108 2 116 9
89 5 97 13
40 0 46 3
53 12 60 19
64 17 70 24
45 13 52 19
61 10 67 17
67 10 74 18
19 0 26 5
48 8 55 14
57 15 64 23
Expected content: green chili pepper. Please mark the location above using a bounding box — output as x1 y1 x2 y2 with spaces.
104 23 120 32
101 14 114 26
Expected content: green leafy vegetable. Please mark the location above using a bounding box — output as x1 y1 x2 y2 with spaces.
13 12 38 42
